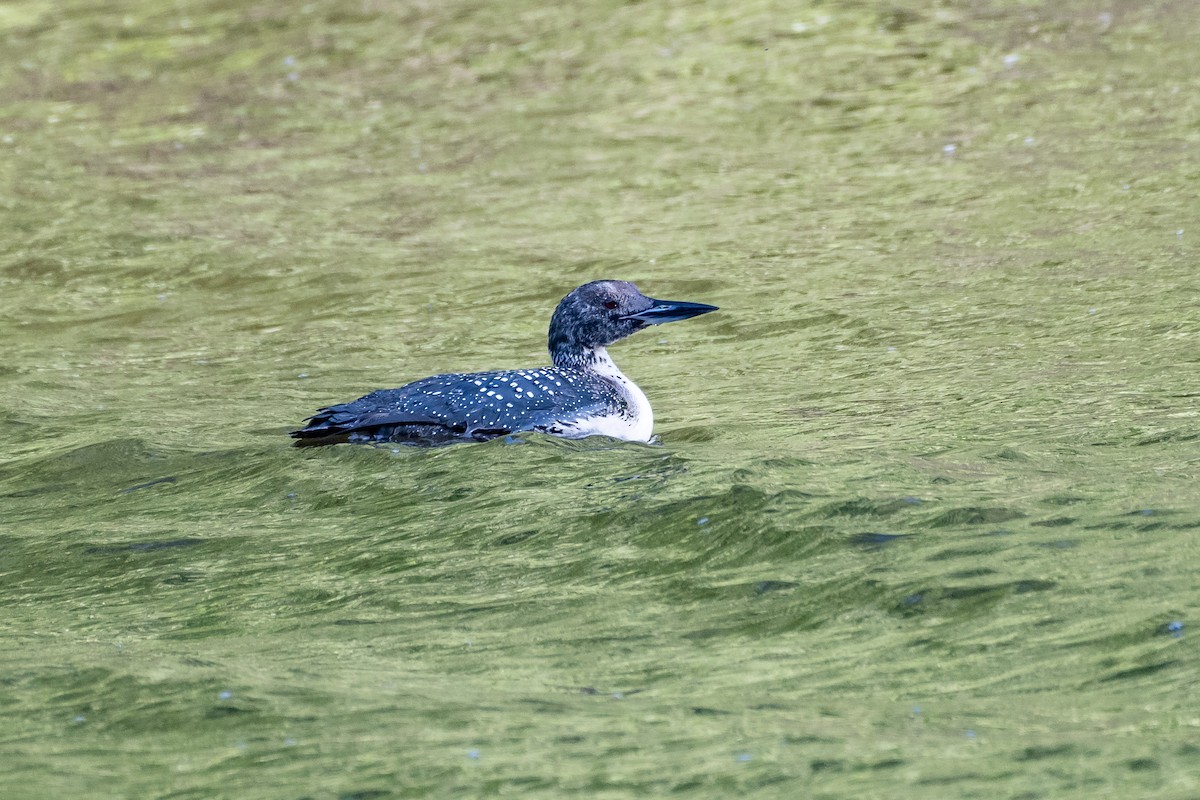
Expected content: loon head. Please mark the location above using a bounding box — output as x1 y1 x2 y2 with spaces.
548 280 717 367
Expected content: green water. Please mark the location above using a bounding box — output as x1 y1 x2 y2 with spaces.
2 0 1199 796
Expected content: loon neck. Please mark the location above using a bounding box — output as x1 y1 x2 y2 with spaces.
551 344 654 440
551 345 614 371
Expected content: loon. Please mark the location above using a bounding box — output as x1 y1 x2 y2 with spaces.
290 280 717 446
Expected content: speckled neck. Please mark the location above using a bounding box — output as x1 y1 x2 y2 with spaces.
550 344 605 370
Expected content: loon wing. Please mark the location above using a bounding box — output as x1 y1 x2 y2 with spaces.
290 368 611 445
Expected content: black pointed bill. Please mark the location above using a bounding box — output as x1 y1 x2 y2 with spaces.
621 299 719 325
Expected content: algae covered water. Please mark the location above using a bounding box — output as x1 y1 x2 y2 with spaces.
2 0 1199 797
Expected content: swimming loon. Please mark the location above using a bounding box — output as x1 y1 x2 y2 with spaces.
290 280 717 446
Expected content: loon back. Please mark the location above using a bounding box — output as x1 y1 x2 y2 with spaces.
290 280 717 446
292 363 633 446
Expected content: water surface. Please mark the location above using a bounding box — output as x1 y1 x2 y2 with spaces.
2 0 1198 797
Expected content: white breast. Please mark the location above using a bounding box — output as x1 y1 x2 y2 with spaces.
560 348 654 442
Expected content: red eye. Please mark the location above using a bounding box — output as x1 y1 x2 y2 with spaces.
603 300 619 310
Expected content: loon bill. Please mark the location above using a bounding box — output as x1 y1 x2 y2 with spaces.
290 280 718 446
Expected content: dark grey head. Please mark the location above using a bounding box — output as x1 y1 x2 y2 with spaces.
548 280 718 367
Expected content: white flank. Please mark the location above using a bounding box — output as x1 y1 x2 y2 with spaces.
560 347 654 442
